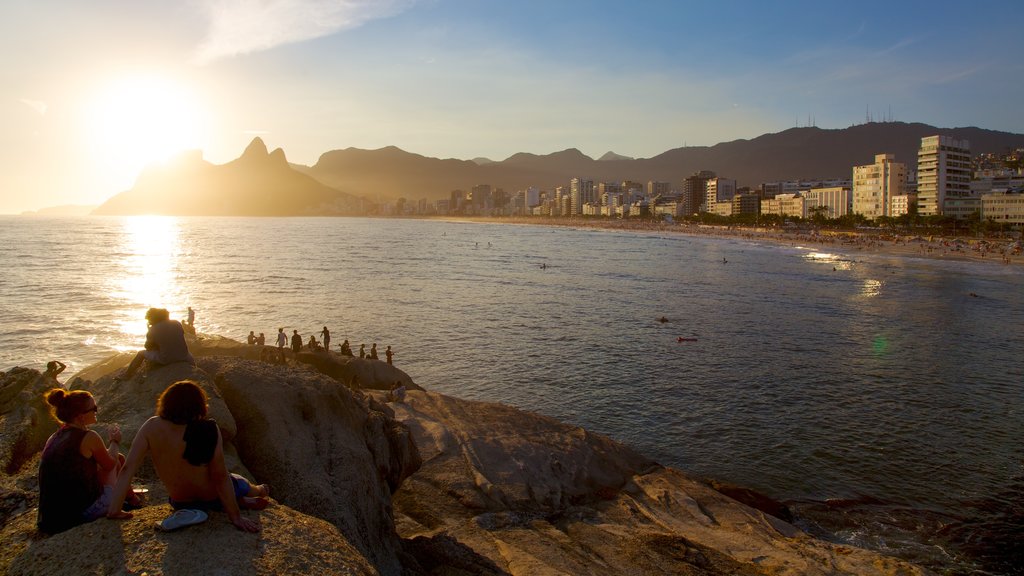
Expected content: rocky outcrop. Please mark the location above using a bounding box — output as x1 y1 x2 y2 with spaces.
0 338 931 576
385 390 932 576
4 504 377 576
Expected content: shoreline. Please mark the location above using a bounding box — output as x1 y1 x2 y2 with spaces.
436 215 1024 268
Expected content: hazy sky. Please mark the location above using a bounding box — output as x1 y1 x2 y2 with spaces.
3 0 1022 214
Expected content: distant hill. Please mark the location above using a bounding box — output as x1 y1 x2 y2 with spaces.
92 139 358 216
93 123 1024 215
298 122 1024 203
21 204 96 216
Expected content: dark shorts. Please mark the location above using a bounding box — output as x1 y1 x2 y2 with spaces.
168 473 252 511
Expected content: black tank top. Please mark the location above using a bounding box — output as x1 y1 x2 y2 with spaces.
37 426 101 534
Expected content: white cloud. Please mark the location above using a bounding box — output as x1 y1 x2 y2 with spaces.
19 98 48 116
193 0 416 64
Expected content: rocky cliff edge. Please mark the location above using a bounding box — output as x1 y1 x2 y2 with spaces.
0 336 930 575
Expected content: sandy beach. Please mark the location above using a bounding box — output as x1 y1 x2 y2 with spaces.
442 216 1024 267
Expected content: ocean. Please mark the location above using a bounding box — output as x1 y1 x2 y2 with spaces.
2 215 1022 574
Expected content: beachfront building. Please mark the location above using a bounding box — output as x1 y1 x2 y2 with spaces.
569 178 595 216
731 192 760 216
944 196 982 221
917 135 971 217
890 194 918 218
705 178 737 213
761 179 852 199
680 171 715 215
971 170 1024 195
804 186 852 219
761 193 807 219
853 153 907 220
981 190 1024 227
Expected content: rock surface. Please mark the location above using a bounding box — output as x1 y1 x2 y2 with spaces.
0 336 932 575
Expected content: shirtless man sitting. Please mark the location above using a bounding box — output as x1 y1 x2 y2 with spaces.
106 380 267 532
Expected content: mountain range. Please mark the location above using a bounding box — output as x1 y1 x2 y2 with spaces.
93 122 1024 216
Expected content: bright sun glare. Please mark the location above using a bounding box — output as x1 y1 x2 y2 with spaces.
87 74 206 184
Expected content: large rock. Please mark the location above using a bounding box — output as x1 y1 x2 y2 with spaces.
386 390 932 576
196 356 421 576
3 503 377 575
0 369 58 477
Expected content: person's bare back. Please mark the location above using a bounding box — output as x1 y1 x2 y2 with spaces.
140 416 221 502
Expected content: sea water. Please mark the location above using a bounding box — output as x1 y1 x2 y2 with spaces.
2 215 1022 573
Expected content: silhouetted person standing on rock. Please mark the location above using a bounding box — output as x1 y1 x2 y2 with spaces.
291 330 302 354
359 344 365 359
276 328 287 349
385 346 393 365
320 326 330 352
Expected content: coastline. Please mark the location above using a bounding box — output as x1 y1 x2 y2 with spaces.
437 215 1024 268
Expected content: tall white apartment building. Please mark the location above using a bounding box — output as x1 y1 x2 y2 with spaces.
704 178 736 211
917 135 971 217
853 153 906 220
569 177 595 216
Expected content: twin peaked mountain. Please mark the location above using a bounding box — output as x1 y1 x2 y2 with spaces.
93 123 1024 216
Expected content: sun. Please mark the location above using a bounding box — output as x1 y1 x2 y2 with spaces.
86 74 208 185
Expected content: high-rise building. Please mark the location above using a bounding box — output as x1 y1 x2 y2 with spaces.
681 171 715 215
705 178 736 212
569 177 595 216
917 135 971 217
853 154 906 220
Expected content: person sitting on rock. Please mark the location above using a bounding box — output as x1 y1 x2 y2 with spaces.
386 381 406 403
339 340 352 357
247 331 256 345
42 360 66 387
38 388 137 534
308 334 319 351
368 343 379 360
107 380 268 532
118 308 195 381
256 332 266 346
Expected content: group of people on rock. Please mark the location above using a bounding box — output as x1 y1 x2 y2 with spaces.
244 325 396 365
37 307 269 536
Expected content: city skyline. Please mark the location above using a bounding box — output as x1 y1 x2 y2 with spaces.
3 0 1023 214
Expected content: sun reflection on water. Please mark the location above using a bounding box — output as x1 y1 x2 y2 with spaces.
113 216 184 344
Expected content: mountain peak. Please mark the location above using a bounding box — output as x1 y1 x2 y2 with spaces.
598 151 634 161
243 137 269 158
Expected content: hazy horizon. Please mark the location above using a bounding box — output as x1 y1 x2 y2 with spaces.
3 0 1023 214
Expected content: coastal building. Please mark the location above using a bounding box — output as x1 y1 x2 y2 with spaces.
981 190 1024 227
570 178 595 216
804 186 852 219
971 170 1024 195
761 193 806 219
917 135 971 217
682 170 715 215
852 153 906 220
943 196 982 221
647 181 672 197
731 192 760 216
890 194 917 218
705 178 737 212
761 179 851 199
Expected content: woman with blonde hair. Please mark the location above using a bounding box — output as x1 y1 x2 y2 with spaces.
37 388 132 533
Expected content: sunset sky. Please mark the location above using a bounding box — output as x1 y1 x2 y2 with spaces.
3 0 1022 214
